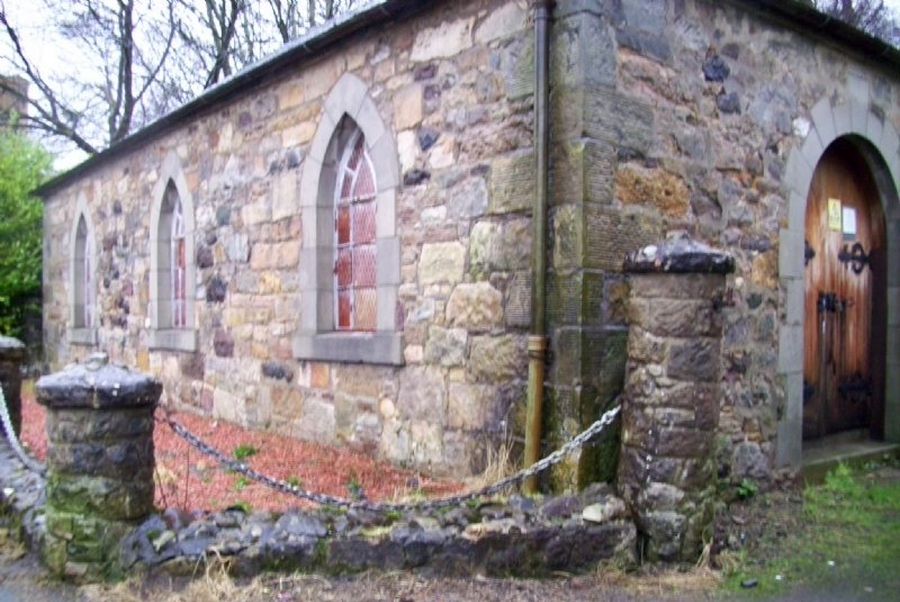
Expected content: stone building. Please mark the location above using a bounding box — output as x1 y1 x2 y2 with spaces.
37 0 899 487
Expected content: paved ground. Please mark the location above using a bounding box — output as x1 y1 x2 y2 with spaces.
0 546 81 602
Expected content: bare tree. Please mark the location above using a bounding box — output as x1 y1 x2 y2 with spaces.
0 0 176 155
816 0 899 45
269 0 304 43
174 0 246 88
0 0 366 156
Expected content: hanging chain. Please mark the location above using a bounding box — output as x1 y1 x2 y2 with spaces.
0 387 46 475
159 403 620 513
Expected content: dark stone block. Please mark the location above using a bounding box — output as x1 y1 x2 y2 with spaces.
424 83 441 101
417 127 439 151
48 407 154 442
286 150 302 169
668 338 719 382
702 55 730 82
655 427 713 459
561 522 636 569
474 531 532 575
329 538 405 571
261 362 294 382
640 511 685 561
391 527 445 568
414 63 436 80
214 330 234 357
216 206 231 226
717 91 741 114
206 275 228 303
197 246 214 269
403 169 431 186
540 494 581 519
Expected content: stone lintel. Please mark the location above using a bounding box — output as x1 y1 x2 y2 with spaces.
623 237 735 275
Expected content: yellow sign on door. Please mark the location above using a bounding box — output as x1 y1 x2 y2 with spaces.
828 198 842 231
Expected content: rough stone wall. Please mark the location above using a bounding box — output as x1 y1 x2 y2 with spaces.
41 0 900 486
544 0 900 486
42 0 535 478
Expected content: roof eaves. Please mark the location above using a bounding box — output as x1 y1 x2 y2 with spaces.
732 0 900 69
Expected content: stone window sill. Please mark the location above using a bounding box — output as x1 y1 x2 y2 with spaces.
149 328 198 353
69 328 98 346
293 331 403 366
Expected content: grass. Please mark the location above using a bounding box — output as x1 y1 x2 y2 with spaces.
723 461 900 599
231 445 258 461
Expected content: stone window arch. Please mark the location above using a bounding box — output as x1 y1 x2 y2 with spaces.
69 195 97 345
294 73 402 364
776 92 900 467
149 152 197 352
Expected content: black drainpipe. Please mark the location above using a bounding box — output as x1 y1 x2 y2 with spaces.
523 0 552 495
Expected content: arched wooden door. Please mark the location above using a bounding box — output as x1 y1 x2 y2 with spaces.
803 138 886 441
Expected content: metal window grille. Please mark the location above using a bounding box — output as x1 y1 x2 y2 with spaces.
170 190 187 328
83 228 94 328
334 131 377 331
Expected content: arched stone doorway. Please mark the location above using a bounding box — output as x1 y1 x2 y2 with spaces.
776 94 900 468
802 137 886 443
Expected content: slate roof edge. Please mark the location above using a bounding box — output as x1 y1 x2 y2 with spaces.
731 0 900 70
35 0 900 197
35 0 432 197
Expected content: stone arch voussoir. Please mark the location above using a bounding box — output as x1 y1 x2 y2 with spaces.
776 89 900 467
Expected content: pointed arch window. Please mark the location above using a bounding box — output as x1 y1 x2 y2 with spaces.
70 208 97 345
334 130 377 331
74 216 95 328
149 152 197 353
294 73 402 365
170 187 187 328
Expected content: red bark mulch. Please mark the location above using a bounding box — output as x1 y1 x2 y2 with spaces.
18 384 462 514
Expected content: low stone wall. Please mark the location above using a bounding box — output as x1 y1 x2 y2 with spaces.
121 485 635 577
0 432 636 579
0 355 637 580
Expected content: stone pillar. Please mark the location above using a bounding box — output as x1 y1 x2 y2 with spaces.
543 0 663 490
36 353 162 581
617 239 734 562
0 335 26 437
